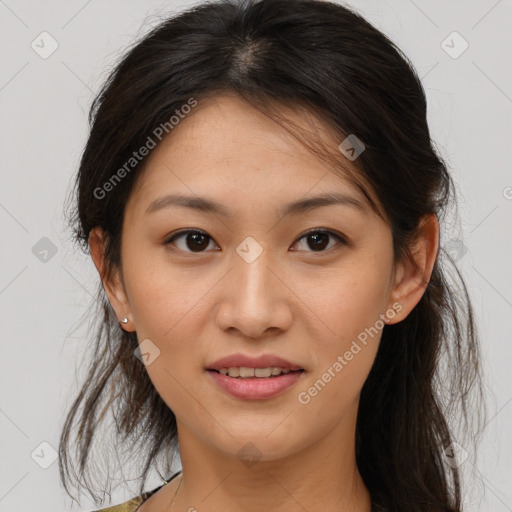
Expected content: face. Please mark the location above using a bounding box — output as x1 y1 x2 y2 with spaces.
96 93 413 465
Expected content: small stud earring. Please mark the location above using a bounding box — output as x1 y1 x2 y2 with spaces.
121 317 128 324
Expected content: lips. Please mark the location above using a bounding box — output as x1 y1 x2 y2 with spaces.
207 369 304 400
206 353 304 372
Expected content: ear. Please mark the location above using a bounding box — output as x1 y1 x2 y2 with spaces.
386 213 440 325
89 227 135 332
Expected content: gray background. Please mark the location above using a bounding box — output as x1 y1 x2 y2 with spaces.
1 0 511 511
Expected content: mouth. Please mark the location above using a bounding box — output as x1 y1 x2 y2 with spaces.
206 353 305 374
206 367 305 379
205 354 306 399
205 367 306 400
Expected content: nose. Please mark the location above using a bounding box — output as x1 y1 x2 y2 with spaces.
215 244 293 339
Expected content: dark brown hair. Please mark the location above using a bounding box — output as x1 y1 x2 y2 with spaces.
59 1 484 510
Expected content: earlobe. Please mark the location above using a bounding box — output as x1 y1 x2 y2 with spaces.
386 214 440 325
88 227 135 332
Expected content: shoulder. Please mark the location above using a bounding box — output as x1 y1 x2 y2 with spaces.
92 496 143 512
91 478 171 512
91 472 180 512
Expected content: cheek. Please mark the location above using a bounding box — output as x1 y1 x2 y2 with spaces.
297 250 393 348
292 247 393 398
292 275 388 428
121 243 211 340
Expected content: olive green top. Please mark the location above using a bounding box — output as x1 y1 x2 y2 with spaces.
92 472 180 512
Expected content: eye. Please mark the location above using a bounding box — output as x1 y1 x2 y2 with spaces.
164 229 219 253
292 229 348 253
164 228 348 254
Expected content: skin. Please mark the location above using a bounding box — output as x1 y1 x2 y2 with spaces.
89 92 439 512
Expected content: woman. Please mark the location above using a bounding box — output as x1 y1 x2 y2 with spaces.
59 0 484 511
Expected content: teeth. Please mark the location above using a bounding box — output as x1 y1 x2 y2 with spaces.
255 368 271 377
239 367 254 378
217 366 295 378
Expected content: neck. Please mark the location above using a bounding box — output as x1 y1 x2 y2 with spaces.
173 408 372 512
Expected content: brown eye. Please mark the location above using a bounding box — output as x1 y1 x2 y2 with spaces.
164 228 347 254
165 230 217 253
292 229 347 253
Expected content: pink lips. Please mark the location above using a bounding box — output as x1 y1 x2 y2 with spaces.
206 369 304 400
205 353 305 400
206 353 303 372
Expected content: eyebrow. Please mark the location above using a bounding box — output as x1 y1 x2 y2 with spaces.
145 192 367 218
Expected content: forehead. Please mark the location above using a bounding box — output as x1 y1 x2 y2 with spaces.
127 92 377 216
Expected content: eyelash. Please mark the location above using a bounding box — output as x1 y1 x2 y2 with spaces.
163 228 348 254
